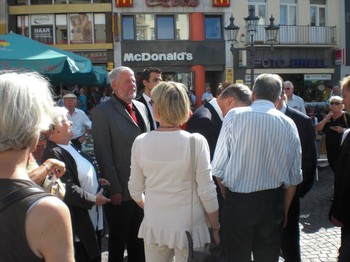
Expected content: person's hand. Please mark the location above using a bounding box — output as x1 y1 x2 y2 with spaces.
330 126 345 133
95 188 111 206
330 216 343 227
98 178 110 186
110 193 122 206
212 230 220 245
43 159 66 178
325 112 334 120
78 135 86 144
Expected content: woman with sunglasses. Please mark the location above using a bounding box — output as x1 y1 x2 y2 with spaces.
316 96 350 172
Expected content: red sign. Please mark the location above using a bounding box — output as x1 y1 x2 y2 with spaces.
146 0 199 7
116 0 133 7
213 0 230 7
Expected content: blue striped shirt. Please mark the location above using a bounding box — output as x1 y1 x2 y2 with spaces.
212 100 303 193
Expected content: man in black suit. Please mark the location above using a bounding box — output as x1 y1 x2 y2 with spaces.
186 83 252 160
277 88 317 262
186 83 252 216
137 67 162 130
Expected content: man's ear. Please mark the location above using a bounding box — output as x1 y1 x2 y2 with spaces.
252 93 257 102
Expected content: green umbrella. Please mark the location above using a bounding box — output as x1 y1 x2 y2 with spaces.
0 32 102 85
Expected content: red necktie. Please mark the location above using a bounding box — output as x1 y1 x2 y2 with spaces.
127 103 138 125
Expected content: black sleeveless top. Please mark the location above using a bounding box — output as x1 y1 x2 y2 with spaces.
0 179 50 262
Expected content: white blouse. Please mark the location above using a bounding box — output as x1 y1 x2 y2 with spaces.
129 130 218 249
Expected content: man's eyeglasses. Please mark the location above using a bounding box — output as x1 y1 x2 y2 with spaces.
330 102 342 106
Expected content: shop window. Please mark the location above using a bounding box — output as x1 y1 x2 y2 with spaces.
68 0 92 3
94 13 106 43
156 16 174 40
56 14 68 44
175 14 189 40
310 0 326 26
30 0 53 4
136 14 154 40
30 14 54 44
16 15 29 37
69 13 93 44
204 16 222 40
122 16 135 40
280 0 296 26
248 0 267 25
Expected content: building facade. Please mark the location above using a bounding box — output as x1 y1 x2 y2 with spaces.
3 0 342 105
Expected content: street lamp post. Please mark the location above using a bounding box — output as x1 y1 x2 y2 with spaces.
224 16 240 73
225 7 280 88
244 6 260 88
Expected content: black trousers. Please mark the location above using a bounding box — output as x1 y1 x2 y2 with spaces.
221 187 284 262
339 225 350 261
281 195 301 262
105 200 145 262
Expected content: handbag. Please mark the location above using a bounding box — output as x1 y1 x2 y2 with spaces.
42 175 66 200
186 135 227 262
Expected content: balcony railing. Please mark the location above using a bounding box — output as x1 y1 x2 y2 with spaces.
246 25 337 46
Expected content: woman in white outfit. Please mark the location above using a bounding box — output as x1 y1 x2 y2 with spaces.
128 81 220 262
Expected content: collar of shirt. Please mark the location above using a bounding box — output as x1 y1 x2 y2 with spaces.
280 102 287 114
209 98 224 121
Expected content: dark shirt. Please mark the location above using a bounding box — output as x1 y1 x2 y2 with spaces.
0 179 47 262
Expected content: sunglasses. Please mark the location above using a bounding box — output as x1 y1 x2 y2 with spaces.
330 102 342 105
285 87 291 90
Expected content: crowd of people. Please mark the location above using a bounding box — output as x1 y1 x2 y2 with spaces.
1 67 350 262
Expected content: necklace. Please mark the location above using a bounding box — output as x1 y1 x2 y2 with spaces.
158 125 179 129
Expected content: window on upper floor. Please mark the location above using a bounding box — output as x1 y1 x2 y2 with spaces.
310 0 326 26
248 0 266 25
204 15 222 40
122 14 189 41
16 13 106 44
280 0 297 26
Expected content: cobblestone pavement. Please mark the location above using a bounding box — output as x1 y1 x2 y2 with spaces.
102 165 341 262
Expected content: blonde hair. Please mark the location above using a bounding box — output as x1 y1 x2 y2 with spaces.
151 81 190 126
341 76 350 93
0 71 54 152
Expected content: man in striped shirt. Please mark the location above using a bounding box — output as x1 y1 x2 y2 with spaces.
212 73 303 262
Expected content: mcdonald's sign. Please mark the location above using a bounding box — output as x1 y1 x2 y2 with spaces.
116 0 133 7
213 0 230 7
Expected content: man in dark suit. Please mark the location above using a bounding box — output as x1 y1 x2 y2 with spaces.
186 83 252 217
277 88 317 262
92 66 150 262
186 83 252 160
137 67 162 130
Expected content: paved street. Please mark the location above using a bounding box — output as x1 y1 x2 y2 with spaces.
102 165 342 261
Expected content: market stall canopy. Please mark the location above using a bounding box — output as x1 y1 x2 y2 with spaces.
0 32 93 76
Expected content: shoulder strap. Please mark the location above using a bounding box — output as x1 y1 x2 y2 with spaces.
0 186 49 214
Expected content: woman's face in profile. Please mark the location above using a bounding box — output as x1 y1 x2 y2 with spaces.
55 116 73 142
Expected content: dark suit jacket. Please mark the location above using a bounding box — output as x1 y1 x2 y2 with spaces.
186 101 222 160
41 140 99 260
330 132 350 225
91 95 150 201
137 94 155 131
285 106 317 197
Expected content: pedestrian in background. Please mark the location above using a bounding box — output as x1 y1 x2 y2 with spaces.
284 80 306 114
92 66 150 262
212 73 302 261
128 81 220 262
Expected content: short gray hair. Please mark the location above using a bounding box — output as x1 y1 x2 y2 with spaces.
108 66 134 83
253 74 282 103
0 71 54 152
51 106 69 128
